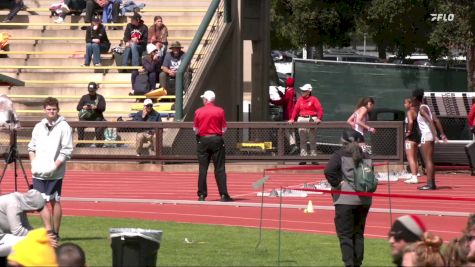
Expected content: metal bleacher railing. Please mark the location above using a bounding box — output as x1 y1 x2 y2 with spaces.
2 121 404 162
175 0 228 120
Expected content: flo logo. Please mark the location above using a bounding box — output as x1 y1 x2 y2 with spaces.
430 13 455 22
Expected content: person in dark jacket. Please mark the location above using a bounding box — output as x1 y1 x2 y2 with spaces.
1 0 23 23
83 17 111 66
84 0 120 25
324 128 372 267
122 13 148 66
76 82 106 147
130 43 160 94
132 99 161 157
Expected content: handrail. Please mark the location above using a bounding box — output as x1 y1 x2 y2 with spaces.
175 0 221 120
11 120 404 162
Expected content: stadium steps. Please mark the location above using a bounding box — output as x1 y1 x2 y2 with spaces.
0 0 212 121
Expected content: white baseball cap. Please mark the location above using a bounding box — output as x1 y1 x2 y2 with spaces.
143 99 153 106
200 90 215 101
300 84 313 91
146 43 158 54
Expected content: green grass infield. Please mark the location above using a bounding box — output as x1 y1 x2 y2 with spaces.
29 216 392 266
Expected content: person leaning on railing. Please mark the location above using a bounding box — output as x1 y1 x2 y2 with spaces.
288 83 324 165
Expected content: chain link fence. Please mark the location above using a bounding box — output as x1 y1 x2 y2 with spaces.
3 121 403 162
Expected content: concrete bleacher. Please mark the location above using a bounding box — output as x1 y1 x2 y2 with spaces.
0 0 211 121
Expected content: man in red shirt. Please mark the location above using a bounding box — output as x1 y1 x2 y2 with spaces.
288 83 324 165
270 77 298 154
193 90 233 202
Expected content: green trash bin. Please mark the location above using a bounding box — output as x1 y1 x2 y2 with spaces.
110 228 163 267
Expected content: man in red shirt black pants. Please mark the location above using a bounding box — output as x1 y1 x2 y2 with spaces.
193 90 233 202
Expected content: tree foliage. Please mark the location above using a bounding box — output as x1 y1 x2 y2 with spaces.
270 0 367 58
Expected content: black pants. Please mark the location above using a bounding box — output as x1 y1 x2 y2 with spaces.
77 117 105 146
334 205 370 267
85 0 120 23
197 135 228 197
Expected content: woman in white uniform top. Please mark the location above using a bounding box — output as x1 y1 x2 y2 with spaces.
412 89 448 190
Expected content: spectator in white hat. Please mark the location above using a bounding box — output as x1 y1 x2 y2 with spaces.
132 99 161 158
131 43 161 95
288 83 324 165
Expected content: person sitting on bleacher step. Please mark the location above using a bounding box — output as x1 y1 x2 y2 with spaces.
83 0 120 28
159 41 187 95
122 13 148 66
0 0 23 23
130 43 161 95
76 82 106 147
82 17 111 66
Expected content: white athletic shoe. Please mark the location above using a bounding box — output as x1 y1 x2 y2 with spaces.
404 176 419 184
398 171 412 180
54 17 64 23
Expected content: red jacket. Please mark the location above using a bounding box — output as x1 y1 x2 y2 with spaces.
468 103 475 128
290 95 324 120
270 87 296 120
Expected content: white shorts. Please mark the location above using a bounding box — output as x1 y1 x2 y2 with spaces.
420 132 434 144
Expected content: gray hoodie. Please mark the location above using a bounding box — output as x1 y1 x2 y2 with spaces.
0 190 45 236
28 116 73 180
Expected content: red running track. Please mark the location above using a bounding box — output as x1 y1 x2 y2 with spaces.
0 169 472 241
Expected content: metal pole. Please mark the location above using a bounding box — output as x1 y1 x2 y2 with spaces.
363 33 367 55
175 0 221 120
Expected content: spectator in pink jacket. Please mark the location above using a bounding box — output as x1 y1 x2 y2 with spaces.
270 77 298 154
288 83 324 165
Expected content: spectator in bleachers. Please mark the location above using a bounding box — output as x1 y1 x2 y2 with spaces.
131 43 160 95
122 13 148 66
82 17 110 67
51 0 87 24
159 41 186 95
132 99 161 157
288 83 323 165
401 232 445 267
1 0 23 23
56 242 86 267
148 16 169 56
84 0 120 27
388 215 426 266
121 1 146 15
76 82 106 147
324 128 371 267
